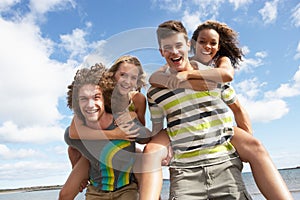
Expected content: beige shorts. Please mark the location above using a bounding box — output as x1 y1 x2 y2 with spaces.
85 182 138 200
169 158 252 200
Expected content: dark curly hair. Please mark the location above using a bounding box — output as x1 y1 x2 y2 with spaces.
66 63 114 121
191 20 243 68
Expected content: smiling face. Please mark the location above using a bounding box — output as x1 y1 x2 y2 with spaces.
114 62 139 95
194 28 220 64
78 84 105 126
159 32 191 72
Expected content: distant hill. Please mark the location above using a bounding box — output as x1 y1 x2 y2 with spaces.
0 185 62 194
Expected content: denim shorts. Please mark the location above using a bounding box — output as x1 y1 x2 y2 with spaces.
169 158 252 200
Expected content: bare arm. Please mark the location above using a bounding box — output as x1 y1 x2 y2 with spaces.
69 116 138 141
70 92 150 142
132 92 152 144
149 57 233 90
185 56 234 82
132 92 147 125
228 99 253 135
149 67 217 91
148 67 181 89
59 156 90 200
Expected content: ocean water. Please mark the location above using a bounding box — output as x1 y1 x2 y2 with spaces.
1 168 299 200
160 168 300 200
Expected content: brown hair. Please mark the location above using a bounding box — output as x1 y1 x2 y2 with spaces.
156 20 188 48
66 63 112 121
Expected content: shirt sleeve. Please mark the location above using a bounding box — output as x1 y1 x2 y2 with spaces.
64 126 72 145
221 83 237 105
64 126 81 148
147 87 165 124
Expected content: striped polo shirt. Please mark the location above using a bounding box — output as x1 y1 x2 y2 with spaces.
147 75 238 168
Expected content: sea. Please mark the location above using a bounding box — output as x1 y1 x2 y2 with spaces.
1 168 299 200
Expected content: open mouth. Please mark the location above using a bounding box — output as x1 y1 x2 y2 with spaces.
201 51 212 55
118 84 131 91
85 109 99 114
171 56 182 63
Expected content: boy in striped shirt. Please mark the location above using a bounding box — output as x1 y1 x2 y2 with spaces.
143 20 252 200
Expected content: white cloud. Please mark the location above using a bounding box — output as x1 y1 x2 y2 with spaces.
0 18 76 127
255 51 268 58
235 66 300 123
238 95 289 123
270 150 300 169
0 1 79 189
151 0 182 12
238 50 268 72
239 48 265 73
294 66 300 84
237 47 268 73
258 0 279 24
82 27 159 68
294 41 300 60
0 144 42 159
228 0 252 10
0 160 69 181
191 0 225 19
0 143 70 188
235 78 266 99
52 145 68 155
0 0 20 12
182 10 201 34
265 66 300 98
0 121 65 143
291 3 300 27
235 77 290 123
60 28 89 59
29 0 76 15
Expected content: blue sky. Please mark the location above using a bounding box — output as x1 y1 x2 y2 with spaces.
0 0 300 189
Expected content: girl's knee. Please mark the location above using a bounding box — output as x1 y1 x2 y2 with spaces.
143 142 167 154
251 138 268 156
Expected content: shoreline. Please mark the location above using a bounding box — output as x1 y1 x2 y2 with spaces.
0 185 62 194
1 166 299 195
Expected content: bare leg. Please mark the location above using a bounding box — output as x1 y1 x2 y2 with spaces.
232 127 293 200
59 157 90 200
133 147 143 192
139 130 169 200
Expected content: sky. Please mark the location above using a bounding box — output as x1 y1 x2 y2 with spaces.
0 0 300 190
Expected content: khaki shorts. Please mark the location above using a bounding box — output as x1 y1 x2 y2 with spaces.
169 158 252 200
85 182 138 200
